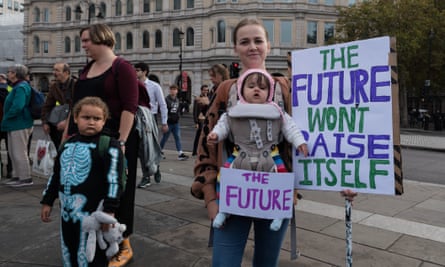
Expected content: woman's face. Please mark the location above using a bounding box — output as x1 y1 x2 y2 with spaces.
209 70 223 87
234 24 270 71
81 30 100 59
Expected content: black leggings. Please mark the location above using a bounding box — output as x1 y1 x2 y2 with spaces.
115 128 139 237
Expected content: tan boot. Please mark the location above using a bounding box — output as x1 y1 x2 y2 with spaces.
108 238 133 267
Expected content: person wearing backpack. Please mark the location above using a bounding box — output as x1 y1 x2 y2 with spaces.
41 96 125 267
1 64 34 187
65 24 139 267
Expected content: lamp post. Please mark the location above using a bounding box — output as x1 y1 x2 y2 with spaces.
178 30 185 109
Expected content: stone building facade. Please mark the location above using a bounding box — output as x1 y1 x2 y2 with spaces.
22 0 357 104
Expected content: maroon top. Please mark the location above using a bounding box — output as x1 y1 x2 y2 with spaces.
68 57 138 135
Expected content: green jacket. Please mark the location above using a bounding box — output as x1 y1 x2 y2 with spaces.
1 81 33 132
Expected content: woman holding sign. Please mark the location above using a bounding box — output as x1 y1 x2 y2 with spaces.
192 18 297 267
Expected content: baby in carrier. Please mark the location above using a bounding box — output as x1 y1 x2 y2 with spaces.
207 69 309 231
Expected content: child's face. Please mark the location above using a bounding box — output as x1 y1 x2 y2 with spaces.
242 75 269 104
74 104 106 136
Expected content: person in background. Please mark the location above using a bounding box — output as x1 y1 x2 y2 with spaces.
65 23 139 267
134 62 168 188
192 84 210 157
41 62 76 148
0 73 12 179
41 96 125 267
159 84 189 161
2 64 34 187
208 64 229 101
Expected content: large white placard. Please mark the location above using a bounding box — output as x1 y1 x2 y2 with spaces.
292 36 395 195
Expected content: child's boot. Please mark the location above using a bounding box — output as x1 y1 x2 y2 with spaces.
109 238 133 267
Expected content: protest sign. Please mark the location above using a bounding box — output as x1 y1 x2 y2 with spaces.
218 167 294 220
292 36 402 195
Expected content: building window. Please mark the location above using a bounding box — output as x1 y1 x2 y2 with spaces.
324 22 335 43
142 31 150 48
126 32 133 50
43 41 49 54
280 20 292 44
88 4 95 20
307 21 317 44
143 0 150 12
186 27 194 46
116 0 122 16
75 36 81 52
217 20 225 43
155 30 162 47
263 19 274 44
0 0 3 8
115 33 121 50
34 7 40 22
33 36 40 53
349 0 356 6
325 0 334 5
43 8 50 22
13 1 18 11
187 0 194 8
174 0 180 10
99 2 106 17
308 0 317 3
65 37 71 53
126 0 133 15
173 28 181 47
7 0 11 9
75 5 81 20
65 6 71 21
155 0 162 11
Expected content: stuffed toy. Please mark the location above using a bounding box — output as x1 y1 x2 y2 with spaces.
81 201 125 262
101 222 126 258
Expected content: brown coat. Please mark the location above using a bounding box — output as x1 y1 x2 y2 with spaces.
41 77 76 124
191 77 292 206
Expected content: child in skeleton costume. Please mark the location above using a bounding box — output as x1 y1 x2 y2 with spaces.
208 69 308 231
40 97 125 267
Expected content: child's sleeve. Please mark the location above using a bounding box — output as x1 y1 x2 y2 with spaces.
212 112 230 141
102 139 125 213
282 112 306 148
40 150 62 206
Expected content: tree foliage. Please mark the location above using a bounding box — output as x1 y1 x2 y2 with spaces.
335 0 445 100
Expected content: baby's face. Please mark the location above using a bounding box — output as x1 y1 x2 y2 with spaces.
242 75 269 104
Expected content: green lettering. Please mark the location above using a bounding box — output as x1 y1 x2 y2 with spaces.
341 159 355 188
369 160 389 189
354 160 367 188
347 45 359 68
298 159 313 185
325 159 337 186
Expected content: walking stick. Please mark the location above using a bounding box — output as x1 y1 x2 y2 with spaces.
341 190 357 267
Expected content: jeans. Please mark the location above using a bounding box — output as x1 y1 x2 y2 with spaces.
160 122 182 152
212 215 289 267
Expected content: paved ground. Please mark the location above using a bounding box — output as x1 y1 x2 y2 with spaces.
0 126 444 267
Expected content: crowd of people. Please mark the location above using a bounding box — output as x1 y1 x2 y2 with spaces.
0 19 363 267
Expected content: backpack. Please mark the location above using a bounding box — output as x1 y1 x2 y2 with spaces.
111 57 151 108
28 86 45 120
98 135 128 191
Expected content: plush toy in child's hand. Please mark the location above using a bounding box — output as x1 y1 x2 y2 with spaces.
100 222 126 258
82 210 117 262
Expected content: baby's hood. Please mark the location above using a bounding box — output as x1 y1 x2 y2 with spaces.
236 68 275 103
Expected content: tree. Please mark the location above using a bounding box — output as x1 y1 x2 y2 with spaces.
335 0 445 127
